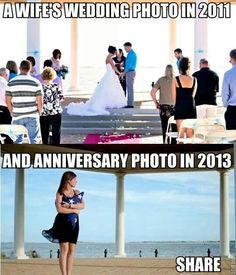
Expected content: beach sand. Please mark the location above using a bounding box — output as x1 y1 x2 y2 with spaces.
1 258 235 275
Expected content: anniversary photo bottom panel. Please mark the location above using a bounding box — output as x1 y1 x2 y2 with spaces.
1 144 235 275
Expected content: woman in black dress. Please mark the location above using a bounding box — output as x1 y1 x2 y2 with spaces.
113 49 126 95
42 171 85 275
172 57 197 138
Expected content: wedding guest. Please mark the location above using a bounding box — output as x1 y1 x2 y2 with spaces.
113 49 126 95
174 48 183 70
51 49 61 71
6 60 43 144
193 58 219 118
124 42 137 108
151 65 176 143
222 49 236 129
51 49 68 79
0 68 10 124
40 67 63 144
26 56 37 75
6 60 18 80
34 59 62 90
0 67 13 143
172 57 197 138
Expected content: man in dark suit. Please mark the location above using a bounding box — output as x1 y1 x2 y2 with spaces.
193 58 219 106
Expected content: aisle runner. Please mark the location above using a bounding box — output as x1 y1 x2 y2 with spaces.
83 134 141 144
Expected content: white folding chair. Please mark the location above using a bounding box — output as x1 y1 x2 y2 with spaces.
0 124 31 143
205 117 225 127
0 135 6 144
177 118 225 144
194 124 226 143
205 130 236 144
165 116 178 144
196 105 217 119
177 119 199 144
216 106 226 116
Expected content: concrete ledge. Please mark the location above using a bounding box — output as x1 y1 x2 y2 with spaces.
61 128 162 135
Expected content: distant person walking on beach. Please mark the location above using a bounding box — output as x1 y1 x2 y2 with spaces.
32 250 37 258
104 249 108 258
57 249 60 259
42 171 85 275
123 42 137 108
207 248 211 257
50 249 53 258
139 250 142 257
154 249 158 257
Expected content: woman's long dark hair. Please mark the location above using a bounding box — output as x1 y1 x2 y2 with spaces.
57 171 77 195
179 57 190 75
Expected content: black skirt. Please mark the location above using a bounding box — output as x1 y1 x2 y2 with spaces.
42 213 79 244
174 77 197 120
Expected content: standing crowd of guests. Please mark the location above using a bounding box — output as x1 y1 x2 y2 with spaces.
0 49 66 144
1 47 235 144
151 48 236 143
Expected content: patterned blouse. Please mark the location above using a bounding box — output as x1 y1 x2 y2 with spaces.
41 83 63 116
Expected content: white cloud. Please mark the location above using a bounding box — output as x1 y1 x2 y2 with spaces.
85 189 115 199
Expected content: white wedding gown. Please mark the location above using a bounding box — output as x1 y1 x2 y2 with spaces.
66 63 127 116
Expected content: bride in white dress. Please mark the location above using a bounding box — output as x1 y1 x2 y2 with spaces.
66 46 127 116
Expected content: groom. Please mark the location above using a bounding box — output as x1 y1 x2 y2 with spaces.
123 42 137 108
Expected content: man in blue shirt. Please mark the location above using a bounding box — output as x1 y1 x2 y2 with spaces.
174 48 183 70
222 49 236 129
124 42 137 108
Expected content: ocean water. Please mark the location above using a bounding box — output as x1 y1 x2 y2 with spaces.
63 66 166 96
64 66 227 98
1 241 235 259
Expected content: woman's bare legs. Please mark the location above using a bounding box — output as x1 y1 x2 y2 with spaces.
176 120 184 138
186 128 194 138
59 243 69 275
177 120 194 139
67 243 76 275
